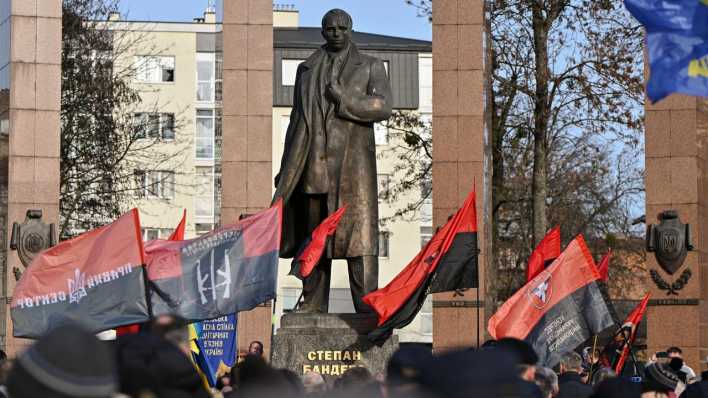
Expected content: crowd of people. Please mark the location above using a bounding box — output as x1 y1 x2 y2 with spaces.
0 316 704 398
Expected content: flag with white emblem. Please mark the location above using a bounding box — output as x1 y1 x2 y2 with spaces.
146 200 282 321
488 235 614 367
12 209 149 338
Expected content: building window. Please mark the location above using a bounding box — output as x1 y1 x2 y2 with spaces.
0 112 8 136
135 170 175 199
382 60 390 76
374 123 388 145
135 55 175 83
214 165 222 225
379 231 390 258
195 223 213 236
281 287 301 313
420 297 432 335
143 228 160 241
419 56 432 113
280 115 290 144
134 113 175 140
195 167 214 220
377 174 391 200
196 52 215 102
162 114 175 140
280 287 355 314
196 109 215 160
133 170 146 198
420 226 433 248
214 109 223 160
215 53 223 102
329 288 356 313
282 59 305 86
141 228 173 241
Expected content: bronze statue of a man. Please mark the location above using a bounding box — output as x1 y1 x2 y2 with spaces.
273 9 392 313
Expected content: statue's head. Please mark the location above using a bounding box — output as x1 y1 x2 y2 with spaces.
321 9 352 52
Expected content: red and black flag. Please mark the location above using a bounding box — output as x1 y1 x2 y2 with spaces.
12 209 150 339
600 293 650 374
117 210 187 337
363 188 478 344
168 209 187 241
290 206 347 280
526 226 561 282
146 200 282 321
597 250 611 282
488 235 614 367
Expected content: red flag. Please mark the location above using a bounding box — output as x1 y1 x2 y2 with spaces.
146 201 282 320
488 235 614 366
597 249 611 282
12 209 150 338
526 226 561 282
614 293 650 374
117 211 186 337
290 206 347 279
168 209 187 241
362 188 478 343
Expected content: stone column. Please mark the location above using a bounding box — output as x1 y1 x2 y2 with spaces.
431 0 487 351
644 93 708 371
1 0 62 355
221 0 274 358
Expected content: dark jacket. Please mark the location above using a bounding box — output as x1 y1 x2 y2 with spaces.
680 381 708 398
557 371 592 398
273 43 392 258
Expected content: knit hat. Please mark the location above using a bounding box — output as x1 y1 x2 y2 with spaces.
7 323 117 398
644 361 680 392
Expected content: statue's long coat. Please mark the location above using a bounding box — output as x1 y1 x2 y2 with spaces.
273 44 392 259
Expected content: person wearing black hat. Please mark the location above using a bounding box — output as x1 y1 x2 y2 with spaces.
496 337 541 383
590 377 641 398
557 351 593 398
386 345 431 396
116 331 211 398
7 323 117 398
418 348 523 397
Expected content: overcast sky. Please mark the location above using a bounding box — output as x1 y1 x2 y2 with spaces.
119 0 432 41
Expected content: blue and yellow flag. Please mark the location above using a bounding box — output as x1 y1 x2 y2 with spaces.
189 314 238 387
624 0 708 102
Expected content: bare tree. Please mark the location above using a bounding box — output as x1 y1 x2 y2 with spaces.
398 0 646 309
378 111 432 224
61 0 190 238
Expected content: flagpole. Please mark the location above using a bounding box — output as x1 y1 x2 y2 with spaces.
476 285 480 348
588 334 598 383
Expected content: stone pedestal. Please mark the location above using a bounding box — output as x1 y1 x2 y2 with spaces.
271 313 398 378
1 0 62 356
221 0 274 358
644 94 708 372
432 0 487 351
